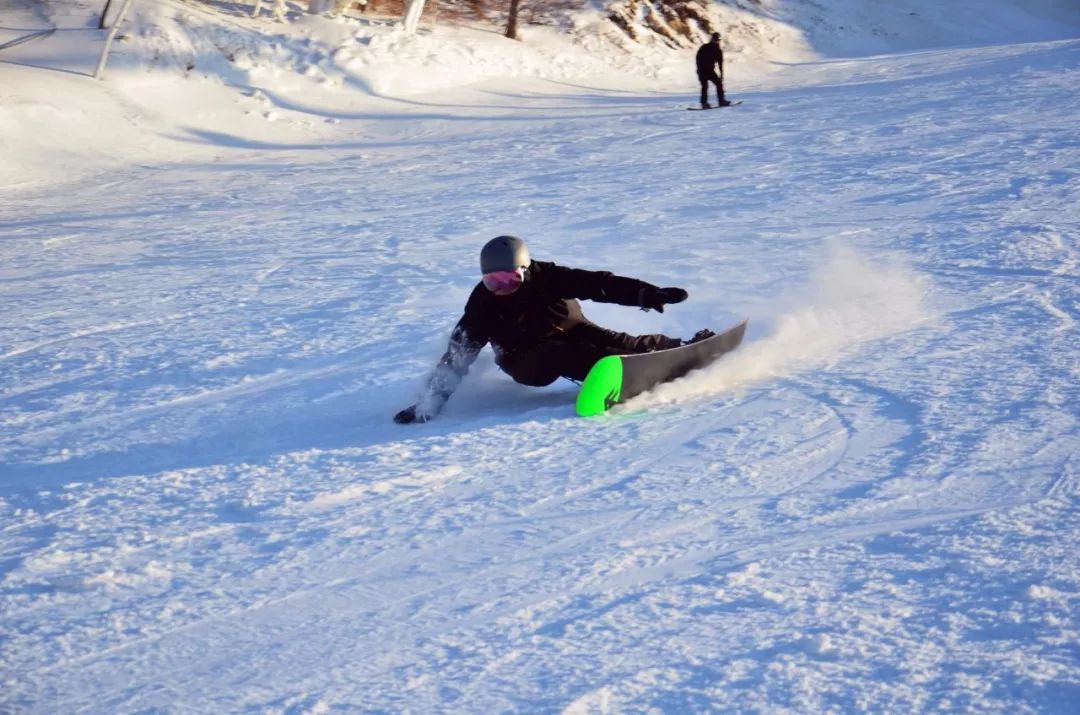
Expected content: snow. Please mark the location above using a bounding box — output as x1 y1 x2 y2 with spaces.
2 0 1079 712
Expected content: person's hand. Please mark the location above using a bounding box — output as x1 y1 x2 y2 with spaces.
641 286 688 313
393 405 430 424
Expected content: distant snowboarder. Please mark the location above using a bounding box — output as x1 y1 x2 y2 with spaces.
393 236 715 424
696 32 729 109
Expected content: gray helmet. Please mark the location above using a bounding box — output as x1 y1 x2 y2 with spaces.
480 235 530 274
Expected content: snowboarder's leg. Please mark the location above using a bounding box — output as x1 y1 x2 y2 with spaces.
498 340 608 385
710 73 727 105
497 325 681 386
698 76 710 108
570 323 681 354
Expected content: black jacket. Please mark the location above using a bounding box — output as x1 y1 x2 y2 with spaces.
413 261 660 416
455 260 656 355
696 42 723 77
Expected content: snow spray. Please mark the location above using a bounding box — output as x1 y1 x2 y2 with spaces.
651 242 932 403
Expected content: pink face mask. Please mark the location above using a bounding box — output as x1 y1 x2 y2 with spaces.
482 267 525 295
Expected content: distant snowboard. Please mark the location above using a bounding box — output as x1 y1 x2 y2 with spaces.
687 101 743 111
576 319 748 416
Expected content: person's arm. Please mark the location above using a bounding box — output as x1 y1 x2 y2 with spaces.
546 263 688 313
394 321 485 424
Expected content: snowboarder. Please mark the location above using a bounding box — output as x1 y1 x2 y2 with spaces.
393 235 715 424
696 32 729 109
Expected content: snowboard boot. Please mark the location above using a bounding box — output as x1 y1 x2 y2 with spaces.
685 329 716 345
701 102 712 109
655 336 684 351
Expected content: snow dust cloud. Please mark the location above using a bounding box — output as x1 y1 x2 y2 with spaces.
650 242 932 404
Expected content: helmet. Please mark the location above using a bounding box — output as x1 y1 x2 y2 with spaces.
480 235 530 274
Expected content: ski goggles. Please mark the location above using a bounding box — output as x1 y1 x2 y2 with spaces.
482 267 525 295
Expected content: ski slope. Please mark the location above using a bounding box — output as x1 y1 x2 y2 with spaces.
2 2 1079 712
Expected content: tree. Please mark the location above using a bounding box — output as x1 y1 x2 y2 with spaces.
505 0 521 39
403 0 426 32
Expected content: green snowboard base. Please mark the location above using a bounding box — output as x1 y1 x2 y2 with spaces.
575 354 625 417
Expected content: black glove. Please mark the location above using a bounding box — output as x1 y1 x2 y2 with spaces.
640 286 688 313
393 405 430 424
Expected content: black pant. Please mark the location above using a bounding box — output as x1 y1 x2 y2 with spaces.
496 323 679 386
699 71 725 105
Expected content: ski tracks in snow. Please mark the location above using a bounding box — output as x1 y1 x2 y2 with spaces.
3 37 1080 714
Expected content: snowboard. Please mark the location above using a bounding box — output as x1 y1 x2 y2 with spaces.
576 319 748 417
687 101 743 111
